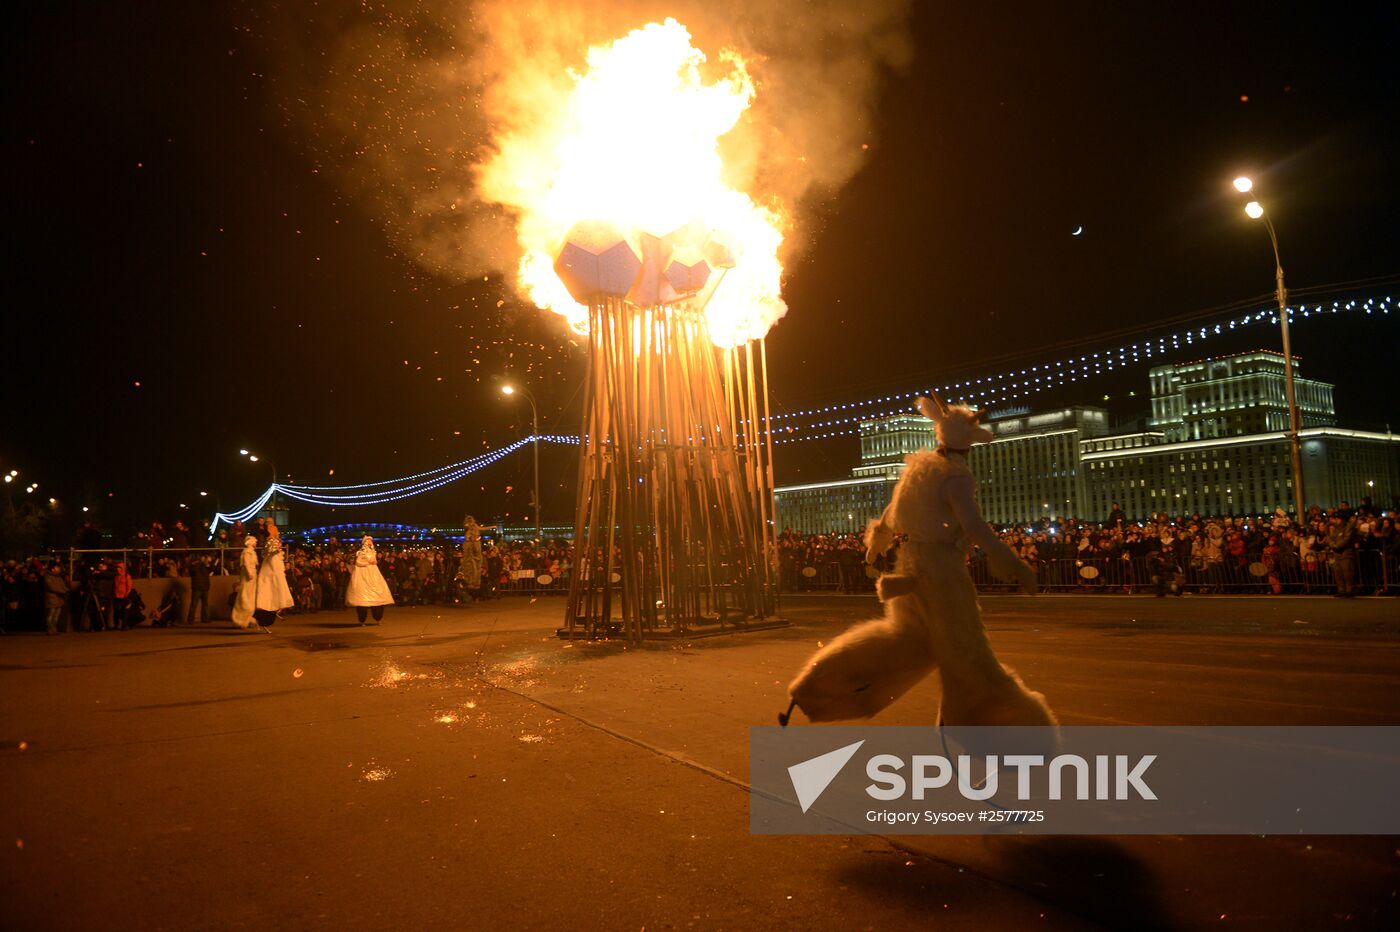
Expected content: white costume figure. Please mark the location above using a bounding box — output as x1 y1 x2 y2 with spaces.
459 515 483 600
346 535 393 625
785 393 1056 729
231 535 259 629
255 522 295 617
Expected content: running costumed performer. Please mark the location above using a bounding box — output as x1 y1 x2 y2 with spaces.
783 393 1056 730
254 520 295 626
346 535 393 625
232 535 259 630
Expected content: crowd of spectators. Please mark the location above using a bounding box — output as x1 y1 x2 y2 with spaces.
778 498 1399 597
0 518 578 633
3 499 1396 632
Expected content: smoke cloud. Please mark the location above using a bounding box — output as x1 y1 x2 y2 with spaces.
246 0 913 296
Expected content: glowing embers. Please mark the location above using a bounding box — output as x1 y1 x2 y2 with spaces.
496 655 543 689
431 695 490 729
366 660 442 689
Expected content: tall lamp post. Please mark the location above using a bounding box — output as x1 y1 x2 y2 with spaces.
238 448 278 486
1232 176 1306 519
500 384 542 544
239 448 280 521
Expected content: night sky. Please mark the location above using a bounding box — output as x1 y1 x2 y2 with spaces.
8 1 1398 535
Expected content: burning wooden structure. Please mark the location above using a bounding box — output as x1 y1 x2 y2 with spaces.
555 223 779 641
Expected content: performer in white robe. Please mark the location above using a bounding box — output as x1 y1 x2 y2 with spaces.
346 535 394 625
231 535 259 629
255 521 295 624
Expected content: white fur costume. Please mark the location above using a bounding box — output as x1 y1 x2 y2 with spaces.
786 394 1056 728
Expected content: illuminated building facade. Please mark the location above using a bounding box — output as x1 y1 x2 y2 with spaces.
1082 428 1399 519
851 414 936 479
970 407 1109 524
770 476 898 536
1149 351 1335 441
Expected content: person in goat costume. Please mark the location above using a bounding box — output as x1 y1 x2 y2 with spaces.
784 394 1056 728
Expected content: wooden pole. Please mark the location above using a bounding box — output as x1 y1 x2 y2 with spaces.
759 337 780 613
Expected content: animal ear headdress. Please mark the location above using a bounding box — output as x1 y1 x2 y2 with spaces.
916 392 993 450
916 392 949 422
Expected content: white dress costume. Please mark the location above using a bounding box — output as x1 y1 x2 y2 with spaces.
231 536 259 629
346 538 394 607
255 531 295 612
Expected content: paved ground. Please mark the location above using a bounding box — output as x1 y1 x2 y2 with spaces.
2 593 1398 930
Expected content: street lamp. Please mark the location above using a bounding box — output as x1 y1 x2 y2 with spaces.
500 383 543 544
1232 176 1306 519
238 448 278 485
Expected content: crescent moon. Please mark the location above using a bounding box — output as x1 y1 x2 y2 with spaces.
1072 225 1084 236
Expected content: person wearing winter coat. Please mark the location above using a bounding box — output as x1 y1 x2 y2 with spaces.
346 536 394 624
1328 513 1360 597
1148 546 1183 597
44 564 70 634
1200 523 1225 591
186 556 212 624
111 562 137 629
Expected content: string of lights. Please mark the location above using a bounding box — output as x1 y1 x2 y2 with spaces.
764 294 1392 444
209 293 1391 523
211 486 276 530
209 435 576 533
273 436 577 504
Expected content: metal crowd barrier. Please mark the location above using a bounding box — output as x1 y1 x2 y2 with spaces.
777 552 1396 595
64 546 238 579
983 553 1396 594
489 570 570 594
781 561 875 593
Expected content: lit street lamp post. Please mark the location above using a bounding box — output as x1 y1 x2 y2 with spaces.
239 448 279 521
1233 177 1306 520
239 448 278 486
501 384 543 544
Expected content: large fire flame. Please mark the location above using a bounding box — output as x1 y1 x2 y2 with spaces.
480 18 786 347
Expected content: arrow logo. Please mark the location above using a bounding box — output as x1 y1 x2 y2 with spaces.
787 740 865 813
